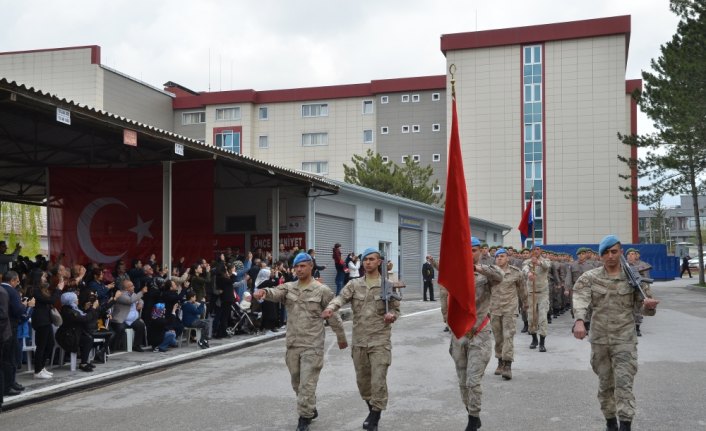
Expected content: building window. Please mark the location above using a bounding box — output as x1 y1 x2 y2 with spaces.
215 107 241 121
412 125 420 133
302 132 328 147
401 125 410 133
381 126 389 134
401 94 410 103
182 111 205 125
362 100 374 114
432 123 441 132
259 107 269 120
363 129 373 144
412 94 420 102
302 103 329 117
432 93 440 101
433 185 441 194
380 95 389 104
401 155 409 163
432 153 441 162
258 135 269 149
523 43 544 244
301 161 328 175
382 156 389 163
412 154 420 162
214 128 241 154
374 208 383 223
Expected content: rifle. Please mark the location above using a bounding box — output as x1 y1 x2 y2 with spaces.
619 254 653 300
380 258 403 314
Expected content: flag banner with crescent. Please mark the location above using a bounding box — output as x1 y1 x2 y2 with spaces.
48 161 213 266
438 93 477 339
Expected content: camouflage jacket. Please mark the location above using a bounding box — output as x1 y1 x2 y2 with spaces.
489 265 526 316
262 279 347 350
573 267 655 345
522 257 552 292
463 264 504 337
565 260 594 290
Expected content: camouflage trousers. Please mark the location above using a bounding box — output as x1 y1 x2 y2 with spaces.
590 343 638 422
491 314 517 362
285 346 324 418
552 285 565 311
439 286 449 324
528 291 549 336
352 344 392 411
449 329 492 416
633 304 643 325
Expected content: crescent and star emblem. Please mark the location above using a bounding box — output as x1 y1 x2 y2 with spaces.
77 197 154 263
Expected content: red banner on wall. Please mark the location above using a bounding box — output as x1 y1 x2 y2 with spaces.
251 232 306 252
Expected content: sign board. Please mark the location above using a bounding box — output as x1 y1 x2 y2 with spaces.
56 108 71 125
123 129 137 147
251 232 306 252
174 143 184 156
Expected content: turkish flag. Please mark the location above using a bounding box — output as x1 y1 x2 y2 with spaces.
49 166 163 266
438 93 476 339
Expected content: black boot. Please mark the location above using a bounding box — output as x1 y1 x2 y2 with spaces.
529 334 538 349
636 325 642 337
465 415 481 431
521 321 528 333
539 335 546 352
547 312 552 324
494 358 503 375
362 401 372 428
364 410 381 431
619 420 631 431
296 416 312 431
605 417 618 431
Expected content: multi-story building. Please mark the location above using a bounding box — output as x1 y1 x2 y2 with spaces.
638 195 706 249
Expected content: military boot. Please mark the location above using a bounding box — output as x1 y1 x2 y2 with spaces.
521 321 528 333
465 415 481 431
539 335 547 352
364 410 381 431
636 325 642 337
547 312 552 324
494 358 503 375
619 421 631 431
362 401 372 428
296 416 312 431
501 361 512 380
605 417 618 431
529 334 538 349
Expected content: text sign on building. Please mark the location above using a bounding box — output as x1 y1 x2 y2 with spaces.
174 143 184 156
56 108 71 125
399 214 424 229
251 232 306 252
123 129 137 147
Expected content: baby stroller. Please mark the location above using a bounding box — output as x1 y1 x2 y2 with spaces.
226 301 261 336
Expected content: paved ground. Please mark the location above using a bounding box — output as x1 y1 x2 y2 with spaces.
2 278 705 431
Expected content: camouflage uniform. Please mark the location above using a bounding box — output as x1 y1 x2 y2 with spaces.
262 279 347 419
573 267 655 422
522 257 551 336
510 256 529 326
325 275 400 411
631 260 652 329
449 264 504 416
565 258 594 316
490 264 527 362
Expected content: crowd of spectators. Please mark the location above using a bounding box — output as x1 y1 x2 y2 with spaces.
0 241 321 411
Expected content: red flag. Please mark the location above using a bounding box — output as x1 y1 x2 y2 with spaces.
518 199 534 244
438 94 476 339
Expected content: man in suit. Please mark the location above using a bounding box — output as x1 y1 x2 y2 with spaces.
422 256 436 302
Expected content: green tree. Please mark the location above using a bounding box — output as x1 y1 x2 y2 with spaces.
343 149 442 205
618 0 706 284
0 202 44 258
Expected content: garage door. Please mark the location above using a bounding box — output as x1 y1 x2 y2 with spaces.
400 228 422 290
315 213 353 287
427 232 441 261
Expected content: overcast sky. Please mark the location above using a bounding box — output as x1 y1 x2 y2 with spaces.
1 0 682 204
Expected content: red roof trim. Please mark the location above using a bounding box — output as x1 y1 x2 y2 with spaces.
441 15 631 54
0 45 102 64
172 76 446 109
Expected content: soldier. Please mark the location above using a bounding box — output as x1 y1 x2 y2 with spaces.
625 248 652 337
479 243 494 266
550 253 568 318
449 237 504 430
515 248 531 333
254 252 348 431
435 257 450 332
322 247 400 431
522 246 551 352
566 248 594 320
490 248 528 380
572 235 659 431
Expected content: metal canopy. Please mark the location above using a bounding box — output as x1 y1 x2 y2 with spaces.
0 78 338 206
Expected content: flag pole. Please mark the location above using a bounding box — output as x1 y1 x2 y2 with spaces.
530 187 538 333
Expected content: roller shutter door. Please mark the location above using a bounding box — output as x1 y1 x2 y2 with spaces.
400 228 422 290
427 232 441 260
315 214 353 287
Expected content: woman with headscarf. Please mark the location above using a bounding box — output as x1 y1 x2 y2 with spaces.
59 291 99 372
254 267 279 332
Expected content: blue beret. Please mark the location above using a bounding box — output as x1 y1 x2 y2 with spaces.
598 235 621 255
293 252 313 265
361 247 381 259
471 237 480 247
494 248 507 257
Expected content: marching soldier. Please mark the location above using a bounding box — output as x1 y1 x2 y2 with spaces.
515 248 531 333
490 248 527 380
479 243 494 266
522 246 551 352
322 247 400 431
625 248 652 337
449 237 504 431
565 248 594 320
572 235 659 431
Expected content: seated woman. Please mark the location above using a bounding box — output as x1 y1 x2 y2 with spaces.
58 291 99 372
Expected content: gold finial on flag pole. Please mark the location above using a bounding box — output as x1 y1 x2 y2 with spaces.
449 63 456 98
